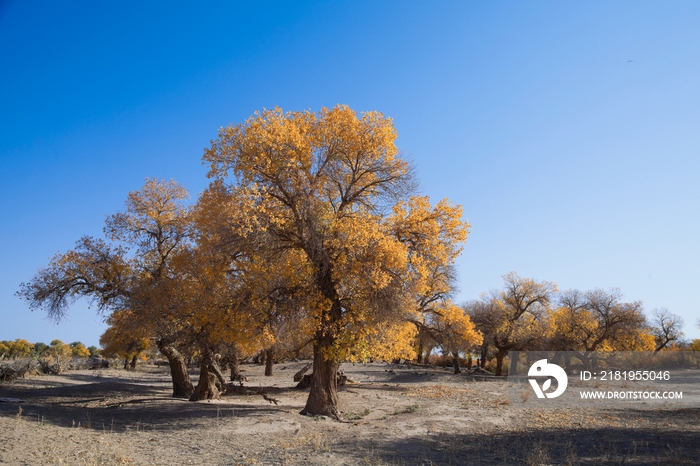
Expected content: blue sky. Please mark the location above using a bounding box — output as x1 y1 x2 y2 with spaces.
1 1 698 347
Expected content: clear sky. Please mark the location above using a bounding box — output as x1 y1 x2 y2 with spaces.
1 1 698 347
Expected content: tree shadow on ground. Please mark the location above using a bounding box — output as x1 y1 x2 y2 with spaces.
0 379 298 432
330 408 700 465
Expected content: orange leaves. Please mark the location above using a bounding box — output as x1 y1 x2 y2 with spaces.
330 213 407 293
432 301 483 353
200 105 464 364
2 339 34 358
390 196 469 306
364 321 419 362
100 310 151 360
552 288 652 352
204 105 410 215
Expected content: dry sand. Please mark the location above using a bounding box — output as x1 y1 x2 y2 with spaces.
1 361 698 465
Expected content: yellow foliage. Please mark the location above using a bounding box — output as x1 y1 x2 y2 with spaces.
551 288 650 352
202 105 452 363
100 310 151 360
6 339 34 358
365 321 418 361
613 329 656 351
433 302 483 354
49 340 72 359
70 342 91 358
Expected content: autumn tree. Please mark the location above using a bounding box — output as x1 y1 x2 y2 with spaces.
17 178 197 398
462 299 495 367
102 178 214 398
162 242 263 401
70 342 91 358
100 309 152 369
649 308 684 352
431 301 483 373
49 340 72 361
185 186 309 398
2 339 34 358
550 288 654 367
203 105 462 418
469 273 556 375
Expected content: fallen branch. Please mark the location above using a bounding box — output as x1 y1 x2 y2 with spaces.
262 391 279 405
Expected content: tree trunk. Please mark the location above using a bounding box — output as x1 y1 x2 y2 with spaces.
480 344 488 368
416 340 424 364
190 350 221 401
130 354 138 370
300 251 342 419
229 356 242 381
210 358 226 386
123 357 129 370
495 349 506 376
452 352 461 374
158 343 194 399
300 340 339 419
424 344 434 364
265 348 274 376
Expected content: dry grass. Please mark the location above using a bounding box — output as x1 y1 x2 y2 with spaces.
1 362 698 465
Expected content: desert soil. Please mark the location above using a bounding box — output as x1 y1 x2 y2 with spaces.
1 361 698 465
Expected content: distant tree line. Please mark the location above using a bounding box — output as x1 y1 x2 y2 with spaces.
0 339 99 360
458 272 690 376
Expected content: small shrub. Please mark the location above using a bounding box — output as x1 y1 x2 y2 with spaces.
342 408 370 420
394 403 419 415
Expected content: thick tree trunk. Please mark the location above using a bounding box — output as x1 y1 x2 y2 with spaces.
264 349 274 376
130 354 138 370
416 340 424 364
452 352 461 374
190 350 221 401
158 343 194 399
123 358 129 370
495 350 506 376
300 340 339 419
300 248 343 419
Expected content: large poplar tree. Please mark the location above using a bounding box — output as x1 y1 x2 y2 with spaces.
203 105 467 417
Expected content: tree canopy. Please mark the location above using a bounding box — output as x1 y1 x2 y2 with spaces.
202 105 469 416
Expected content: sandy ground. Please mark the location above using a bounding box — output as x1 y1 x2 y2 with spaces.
1 361 699 465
